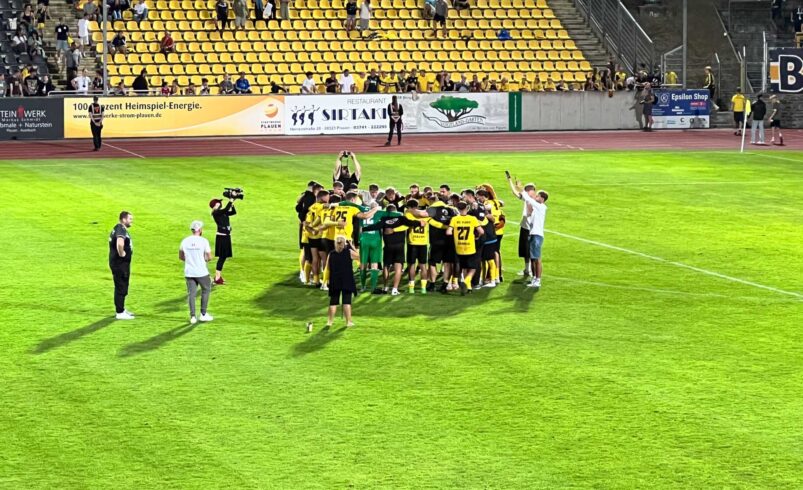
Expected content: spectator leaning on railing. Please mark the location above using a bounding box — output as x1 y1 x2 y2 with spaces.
301 72 317 94
72 68 92 94
339 69 356 93
37 75 56 96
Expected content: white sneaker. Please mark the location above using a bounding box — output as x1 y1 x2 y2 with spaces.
199 313 214 322
528 278 541 289
482 281 497 288
391 288 400 296
320 283 329 291
115 311 135 320
123 309 135 317
190 316 198 324
473 284 482 290
299 271 306 283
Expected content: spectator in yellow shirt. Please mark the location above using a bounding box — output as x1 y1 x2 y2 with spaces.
544 79 556 91
499 77 509 91
665 71 678 86
353 72 366 93
731 87 746 136
532 78 544 92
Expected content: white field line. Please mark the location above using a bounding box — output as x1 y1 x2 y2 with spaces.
748 153 803 163
239 139 296 155
105 143 146 159
508 221 802 300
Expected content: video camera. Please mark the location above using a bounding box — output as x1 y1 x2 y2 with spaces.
341 150 351 159
223 187 245 200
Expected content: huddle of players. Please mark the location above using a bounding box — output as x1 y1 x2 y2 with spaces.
297 181 506 296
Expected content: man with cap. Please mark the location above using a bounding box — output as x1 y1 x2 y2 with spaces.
89 95 104 151
179 220 214 324
704 66 718 111
209 190 240 285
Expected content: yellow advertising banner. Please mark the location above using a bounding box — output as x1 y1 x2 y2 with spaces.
63 95 284 138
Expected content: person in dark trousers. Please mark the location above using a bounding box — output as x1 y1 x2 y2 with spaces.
750 94 767 145
641 82 654 131
324 236 359 328
385 95 403 146
210 191 239 284
109 211 134 320
89 96 104 151
768 95 784 145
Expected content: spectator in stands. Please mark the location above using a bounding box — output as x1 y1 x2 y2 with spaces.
443 72 455 91
625 73 635 90
78 14 91 52
6 69 24 96
599 69 612 92
12 28 28 54
396 69 407 91
263 0 276 21
170 79 181 95
499 77 509 92
72 68 92 94
703 66 718 110
23 67 39 96
270 79 287 93
468 74 480 92
68 42 83 73
279 0 290 21
339 69 356 93
132 68 149 94
234 72 252 93
111 31 128 55
37 0 50 22
481 75 490 91
301 71 317 93
254 0 264 24
160 31 176 54
109 0 124 20
664 70 678 87
423 0 435 20
19 4 35 33
160 80 170 95
454 0 469 11
216 0 230 31
91 70 106 92
35 5 47 34
133 0 149 24
184 82 197 95
112 80 127 95
455 74 469 91
750 94 767 145
731 87 746 136
200 78 211 94
345 0 358 32
83 0 99 21
358 69 375 93
544 77 556 91
793 5 803 32
772 0 783 23
359 0 372 37
219 74 235 94
27 31 45 58
55 18 70 60
325 71 338 93
234 0 248 29
381 70 395 92
405 68 420 92
614 65 627 90
36 74 56 96
583 71 595 91
432 0 448 38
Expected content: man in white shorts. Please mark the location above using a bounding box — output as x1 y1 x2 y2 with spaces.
179 220 214 324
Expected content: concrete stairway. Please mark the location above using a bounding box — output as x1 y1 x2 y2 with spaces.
548 0 611 68
43 0 99 89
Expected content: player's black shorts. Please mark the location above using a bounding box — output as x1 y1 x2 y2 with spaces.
770 119 781 128
298 223 303 249
384 245 404 265
481 241 497 260
308 238 323 250
428 241 445 265
457 253 479 270
443 239 456 263
734 111 744 123
302 243 312 262
323 238 335 253
215 234 232 258
407 244 427 265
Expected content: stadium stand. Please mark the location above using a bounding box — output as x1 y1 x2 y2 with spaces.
68 0 596 93
1 0 52 93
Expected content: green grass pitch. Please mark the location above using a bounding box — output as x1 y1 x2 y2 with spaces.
1 150 802 488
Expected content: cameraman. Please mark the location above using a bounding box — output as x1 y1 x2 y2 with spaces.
209 189 240 285
333 151 361 189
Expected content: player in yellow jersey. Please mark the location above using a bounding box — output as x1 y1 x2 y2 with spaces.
404 198 432 294
478 184 506 283
447 201 485 295
303 190 330 287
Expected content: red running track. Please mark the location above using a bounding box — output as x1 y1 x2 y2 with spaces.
2 129 802 160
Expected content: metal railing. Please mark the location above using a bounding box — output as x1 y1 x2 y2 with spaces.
661 45 684 87
572 0 655 71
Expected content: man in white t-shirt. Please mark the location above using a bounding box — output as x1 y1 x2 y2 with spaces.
339 69 355 93
78 14 91 50
179 220 214 324
72 68 92 94
516 181 535 278
507 174 548 289
301 71 317 94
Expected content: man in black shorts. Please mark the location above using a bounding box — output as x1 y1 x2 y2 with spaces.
426 197 457 292
769 95 784 145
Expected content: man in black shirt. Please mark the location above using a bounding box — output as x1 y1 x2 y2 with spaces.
333 151 361 188
345 0 357 31
295 181 322 283
89 96 104 151
55 18 70 59
270 80 287 93
364 69 381 93
109 211 135 320
405 68 420 92
325 71 338 93
132 69 148 94
210 191 240 284
750 94 767 145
